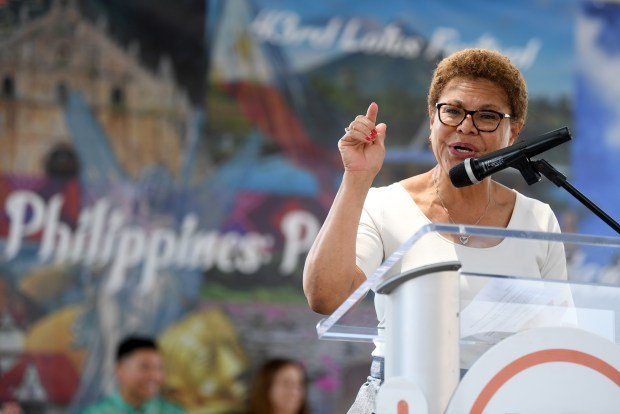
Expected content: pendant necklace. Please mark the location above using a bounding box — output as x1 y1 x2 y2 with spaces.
433 172 492 245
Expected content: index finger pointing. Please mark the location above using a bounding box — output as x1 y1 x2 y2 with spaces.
365 102 378 124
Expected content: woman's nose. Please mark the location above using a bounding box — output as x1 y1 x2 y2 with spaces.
457 114 478 134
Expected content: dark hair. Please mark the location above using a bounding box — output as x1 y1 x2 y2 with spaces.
247 358 309 414
116 336 158 362
427 48 528 125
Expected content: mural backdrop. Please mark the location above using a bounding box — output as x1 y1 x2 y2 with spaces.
0 0 617 413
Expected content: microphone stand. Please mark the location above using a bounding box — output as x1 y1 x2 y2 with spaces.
512 158 620 235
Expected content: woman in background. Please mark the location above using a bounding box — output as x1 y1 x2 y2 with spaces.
246 358 310 414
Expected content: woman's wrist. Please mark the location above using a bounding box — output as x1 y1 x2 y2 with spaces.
342 170 377 188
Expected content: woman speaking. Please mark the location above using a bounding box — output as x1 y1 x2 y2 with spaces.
303 48 567 413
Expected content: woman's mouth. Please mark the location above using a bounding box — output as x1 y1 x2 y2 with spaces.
449 143 478 158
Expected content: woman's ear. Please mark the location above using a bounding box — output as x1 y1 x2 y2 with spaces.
428 106 436 129
509 121 524 145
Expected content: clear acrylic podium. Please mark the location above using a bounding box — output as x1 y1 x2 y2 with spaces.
316 224 620 413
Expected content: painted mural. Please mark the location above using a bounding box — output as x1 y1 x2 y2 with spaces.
1 0 618 413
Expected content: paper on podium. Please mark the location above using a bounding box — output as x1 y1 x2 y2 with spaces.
460 276 614 343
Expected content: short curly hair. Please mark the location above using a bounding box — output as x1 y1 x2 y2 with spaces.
427 48 528 124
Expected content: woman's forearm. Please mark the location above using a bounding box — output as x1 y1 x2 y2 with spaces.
303 171 375 314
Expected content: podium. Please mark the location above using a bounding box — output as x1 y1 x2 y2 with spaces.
316 223 620 413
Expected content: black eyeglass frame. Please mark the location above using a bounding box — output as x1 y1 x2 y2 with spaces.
435 103 512 132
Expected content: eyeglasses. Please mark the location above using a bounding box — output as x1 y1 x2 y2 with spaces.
435 103 511 132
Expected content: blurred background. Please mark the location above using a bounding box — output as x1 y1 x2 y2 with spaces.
0 0 619 412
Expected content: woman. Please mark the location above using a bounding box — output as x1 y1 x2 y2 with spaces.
303 48 566 413
246 358 310 414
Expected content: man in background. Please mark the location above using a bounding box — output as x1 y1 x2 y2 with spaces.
82 336 185 414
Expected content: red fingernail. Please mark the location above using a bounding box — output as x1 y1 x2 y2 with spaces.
365 136 372 141
371 129 378 136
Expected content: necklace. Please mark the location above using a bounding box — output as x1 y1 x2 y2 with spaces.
433 171 492 245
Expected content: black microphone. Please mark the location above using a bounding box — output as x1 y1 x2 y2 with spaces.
449 126 572 188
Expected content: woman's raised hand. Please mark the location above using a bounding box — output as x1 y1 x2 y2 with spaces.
338 102 387 176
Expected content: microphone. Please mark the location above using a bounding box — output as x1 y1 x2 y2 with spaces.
449 126 572 188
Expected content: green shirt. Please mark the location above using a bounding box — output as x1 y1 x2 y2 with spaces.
82 393 186 414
